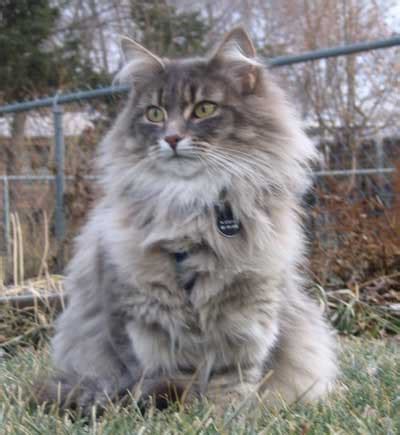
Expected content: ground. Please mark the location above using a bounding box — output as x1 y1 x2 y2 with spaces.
0 338 399 434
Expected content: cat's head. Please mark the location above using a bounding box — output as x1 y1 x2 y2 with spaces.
105 28 315 197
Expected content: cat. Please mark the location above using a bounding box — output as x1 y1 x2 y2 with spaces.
36 27 338 413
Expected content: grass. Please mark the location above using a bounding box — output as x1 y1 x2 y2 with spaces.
0 274 399 434
0 278 399 434
314 284 400 337
0 338 399 434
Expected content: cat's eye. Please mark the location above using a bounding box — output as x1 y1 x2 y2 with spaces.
193 101 217 119
146 106 165 123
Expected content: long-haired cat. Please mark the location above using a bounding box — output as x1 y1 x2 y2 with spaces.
37 28 337 412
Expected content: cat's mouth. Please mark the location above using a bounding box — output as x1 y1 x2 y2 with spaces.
154 151 204 178
167 152 196 160
151 139 205 177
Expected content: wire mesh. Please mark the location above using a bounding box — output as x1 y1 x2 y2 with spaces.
0 38 399 285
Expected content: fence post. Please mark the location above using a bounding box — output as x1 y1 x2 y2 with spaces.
2 177 11 257
375 136 386 206
53 96 65 271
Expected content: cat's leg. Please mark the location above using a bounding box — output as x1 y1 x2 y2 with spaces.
37 226 138 412
195 277 281 413
204 313 279 413
42 295 136 412
37 324 135 413
260 291 338 407
100 260 143 382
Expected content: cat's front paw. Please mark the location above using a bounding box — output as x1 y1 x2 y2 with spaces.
32 373 112 416
137 377 199 411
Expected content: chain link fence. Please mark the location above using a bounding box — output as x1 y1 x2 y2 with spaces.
1 37 399 287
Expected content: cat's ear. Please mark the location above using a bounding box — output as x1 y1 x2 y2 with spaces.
212 27 256 59
114 36 165 86
209 27 262 94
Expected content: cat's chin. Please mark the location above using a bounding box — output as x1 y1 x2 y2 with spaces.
153 155 205 179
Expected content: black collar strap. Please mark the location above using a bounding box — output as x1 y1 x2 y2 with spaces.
174 251 189 263
174 251 197 293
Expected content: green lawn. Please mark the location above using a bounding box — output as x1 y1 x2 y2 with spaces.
0 338 399 434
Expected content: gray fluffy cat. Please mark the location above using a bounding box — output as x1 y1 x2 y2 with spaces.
38 28 337 412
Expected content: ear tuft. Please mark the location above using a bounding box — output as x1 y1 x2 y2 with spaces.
119 36 165 66
218 27 256 58
114 36 165 86
209 27 261 94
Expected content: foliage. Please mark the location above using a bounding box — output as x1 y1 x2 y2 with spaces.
130 0 210 56
0 0 59 100
0 0 109 102
308 166 400 336
52 32 110 90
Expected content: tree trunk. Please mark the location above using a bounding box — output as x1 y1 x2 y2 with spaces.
88 0 110 74
7 112 27 174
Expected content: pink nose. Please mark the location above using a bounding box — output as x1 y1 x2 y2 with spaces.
164 134 182 150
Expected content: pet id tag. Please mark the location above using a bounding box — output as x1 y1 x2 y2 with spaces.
215 201 241 237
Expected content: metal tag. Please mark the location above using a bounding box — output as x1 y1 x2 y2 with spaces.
215 201 241 237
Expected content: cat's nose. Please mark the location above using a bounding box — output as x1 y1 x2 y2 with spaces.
164 134 183 151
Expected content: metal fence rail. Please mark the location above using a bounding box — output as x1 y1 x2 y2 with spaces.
269 35 400 66
1 36 399 271
1 36 399 115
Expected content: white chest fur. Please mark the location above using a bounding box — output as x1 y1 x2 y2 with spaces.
100 175 281 381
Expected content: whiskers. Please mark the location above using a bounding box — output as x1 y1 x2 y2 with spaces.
191 141 272 186
130 141 276 192
146 146 202 162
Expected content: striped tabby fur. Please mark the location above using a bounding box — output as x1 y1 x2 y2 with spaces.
40 28 338 412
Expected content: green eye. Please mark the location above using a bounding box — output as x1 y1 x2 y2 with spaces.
146 106 165 123
193 101 217 119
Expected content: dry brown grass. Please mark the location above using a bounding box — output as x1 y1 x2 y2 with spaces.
308 167 400 336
